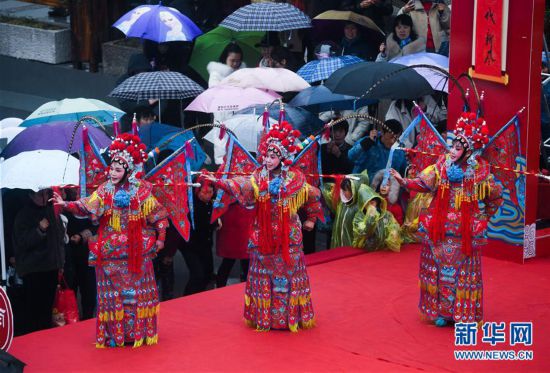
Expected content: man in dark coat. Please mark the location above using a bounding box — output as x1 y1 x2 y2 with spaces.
12 189 65 335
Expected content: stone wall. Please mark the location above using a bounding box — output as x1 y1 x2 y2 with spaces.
0 22 71 64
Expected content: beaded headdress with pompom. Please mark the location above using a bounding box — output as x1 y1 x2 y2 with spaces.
258 121 301 167
108 133 148 171
453 111 490 150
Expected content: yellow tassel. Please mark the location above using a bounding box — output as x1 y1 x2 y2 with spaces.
301 318 316 330
115 309 124 321
244 295 251 306
289 322 299 333
133 338 144 348
146 335 158 345
95 343 105 349
251 176 260 199
456 289 465 301
141 196 156 217
109 211 121 232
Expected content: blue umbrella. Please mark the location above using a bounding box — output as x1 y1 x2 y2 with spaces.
138 122 205 171
236 104 323 137
289 85 377 113
220 3 311 32
113 4 202 43
296 56 363 83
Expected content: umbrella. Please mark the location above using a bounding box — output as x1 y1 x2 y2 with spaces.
185 86 281 113
236 104 323 137
1 150 79 191
113 4 202 43
188 26 263 81
137 122 206 171
20 98 124 127
220 67 310 92
220 3 311 32
312 10 384 43
289 85 376 113
0 127 25 147
1 121 112 159
390 53 449 92
109 71 204 101
204 114 277 153
297 55 363 83
325 61 433 99
0 118 23 129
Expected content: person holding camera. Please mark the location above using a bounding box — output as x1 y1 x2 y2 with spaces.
347 119 407 180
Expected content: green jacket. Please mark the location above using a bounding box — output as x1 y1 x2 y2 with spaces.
354 184 402 252
322 171 370 249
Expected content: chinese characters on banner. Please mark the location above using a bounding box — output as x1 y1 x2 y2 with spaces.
470 0 510 84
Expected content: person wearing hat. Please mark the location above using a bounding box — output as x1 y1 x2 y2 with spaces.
201 121 323 332
348 119 408 180
256 31 281 67
389 111 503 327
51 133 169 348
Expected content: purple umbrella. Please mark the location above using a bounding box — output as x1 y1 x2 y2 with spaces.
113 4 202 43
0 121 112 159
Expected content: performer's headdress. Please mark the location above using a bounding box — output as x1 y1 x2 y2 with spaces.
108 133 148 171
454 111 490 151
258 121 301 167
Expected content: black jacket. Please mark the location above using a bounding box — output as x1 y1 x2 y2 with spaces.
12 202 65 277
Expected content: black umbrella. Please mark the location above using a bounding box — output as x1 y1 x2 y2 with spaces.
324 61 433 99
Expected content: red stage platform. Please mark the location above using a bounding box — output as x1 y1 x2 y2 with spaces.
9 245 549 372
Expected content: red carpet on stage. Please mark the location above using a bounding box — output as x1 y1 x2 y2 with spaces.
10 245 550 372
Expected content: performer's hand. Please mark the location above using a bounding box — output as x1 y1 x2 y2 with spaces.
303 220 315 231
360 0 374 8
389 169 404 185
49 191 65 206
155 240 164 252
216 218 223 230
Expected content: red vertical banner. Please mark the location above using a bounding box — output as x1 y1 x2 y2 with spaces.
470 0 509 84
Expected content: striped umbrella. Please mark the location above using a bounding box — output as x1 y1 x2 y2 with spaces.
297 55 363 83
220 3 311 32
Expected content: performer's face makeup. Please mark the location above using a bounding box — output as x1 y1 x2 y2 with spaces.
450 141 465 163
110 163 126 184
264 151 281 171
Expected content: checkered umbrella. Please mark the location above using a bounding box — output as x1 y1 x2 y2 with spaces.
220 3 311 32
297 55 363 83
109 71 204 100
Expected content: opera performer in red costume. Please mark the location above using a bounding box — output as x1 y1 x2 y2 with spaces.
390 113 504 327
202 122 323 331
51 133 169 347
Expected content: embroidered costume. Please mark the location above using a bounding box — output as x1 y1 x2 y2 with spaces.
208 122 323 331
64 133 168 347
399 112 503 325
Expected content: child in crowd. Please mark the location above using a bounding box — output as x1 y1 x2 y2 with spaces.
371 169 404 225
322 171 370 249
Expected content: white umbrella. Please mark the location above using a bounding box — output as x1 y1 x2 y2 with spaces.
0 118 23 129
390 53 449 92
21 98 124 127
0 127 25 145
220 67 310 92
204 114 277 164
1 150 79 191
